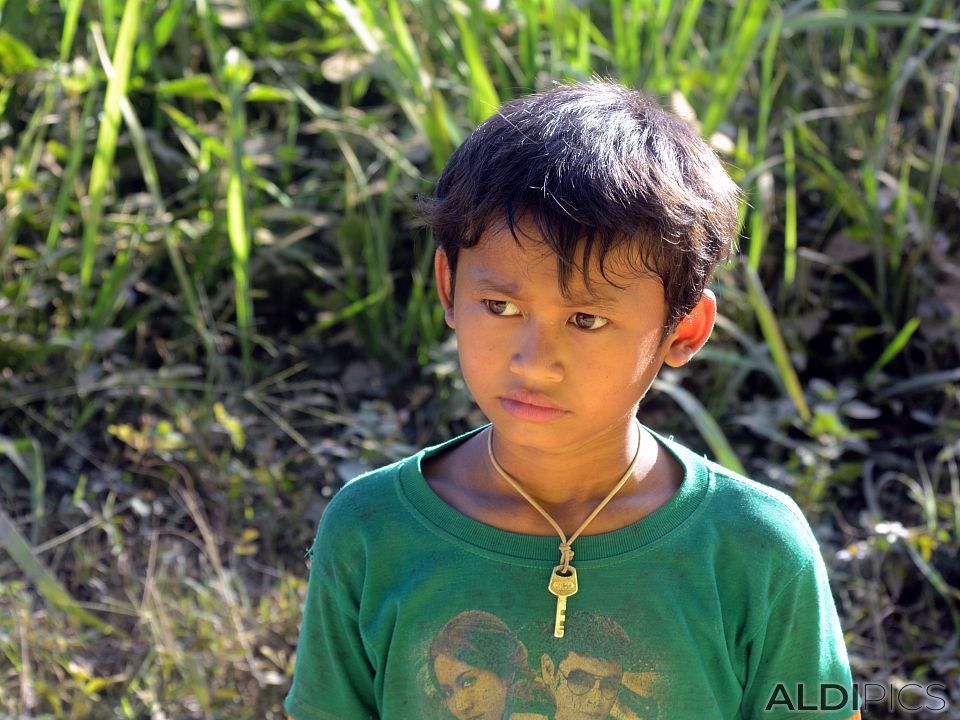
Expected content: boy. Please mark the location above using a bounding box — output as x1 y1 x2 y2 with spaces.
285 81 859 720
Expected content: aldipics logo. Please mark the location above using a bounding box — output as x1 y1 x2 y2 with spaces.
765 683 949 714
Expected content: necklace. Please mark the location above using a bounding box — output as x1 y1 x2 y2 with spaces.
486 418 644 637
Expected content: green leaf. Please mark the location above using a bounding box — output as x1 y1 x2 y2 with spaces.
0 30 39 78
652 379 746 475
742 262 811 422
161 103 228 156
153 0 187 49
867 317 920 380
243 83 294 103
214 402 246 451
155 74 222 101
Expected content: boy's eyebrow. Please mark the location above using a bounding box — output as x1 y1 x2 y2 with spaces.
472 275 622 310
562 293 620 310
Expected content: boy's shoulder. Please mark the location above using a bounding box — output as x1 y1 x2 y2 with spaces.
307 454 409 567
659 432 823 563
317 428 482 528
319 455 407 524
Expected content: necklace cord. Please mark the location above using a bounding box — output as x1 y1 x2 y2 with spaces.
486 418 644 573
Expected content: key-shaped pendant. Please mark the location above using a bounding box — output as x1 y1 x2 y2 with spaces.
547 565 579 638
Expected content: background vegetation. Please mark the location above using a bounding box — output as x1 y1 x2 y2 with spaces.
1 0 958 716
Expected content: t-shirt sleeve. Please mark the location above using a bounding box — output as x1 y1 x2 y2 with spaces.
284 517 378 720
741 548 858 720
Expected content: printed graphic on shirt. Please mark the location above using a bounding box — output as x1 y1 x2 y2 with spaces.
422 609 661 720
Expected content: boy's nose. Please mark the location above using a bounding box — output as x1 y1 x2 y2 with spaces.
508 322 564 383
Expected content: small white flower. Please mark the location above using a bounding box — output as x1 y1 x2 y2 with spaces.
873 521 908 542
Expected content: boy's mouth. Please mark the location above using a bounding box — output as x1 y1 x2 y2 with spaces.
499 390 568 422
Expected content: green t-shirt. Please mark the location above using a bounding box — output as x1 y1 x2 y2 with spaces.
285 426 857 720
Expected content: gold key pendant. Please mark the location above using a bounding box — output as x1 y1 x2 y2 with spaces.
547 565 579 638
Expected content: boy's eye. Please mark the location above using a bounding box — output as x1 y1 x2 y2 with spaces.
483 300 608 330
572 313 609 330
482 299 521 316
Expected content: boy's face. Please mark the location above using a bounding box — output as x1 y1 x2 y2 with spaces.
435 220 715 453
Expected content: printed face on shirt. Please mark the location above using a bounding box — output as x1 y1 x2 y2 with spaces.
433 653 510 720
435 219 705 455
542 650 623 720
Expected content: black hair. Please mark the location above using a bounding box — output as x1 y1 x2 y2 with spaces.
429 610 529 686
426 80 742 331
537 611 633 670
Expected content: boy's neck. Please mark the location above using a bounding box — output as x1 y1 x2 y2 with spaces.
487 419 657 509
423 417 683 537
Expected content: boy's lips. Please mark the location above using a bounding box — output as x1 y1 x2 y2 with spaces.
498 390 568 422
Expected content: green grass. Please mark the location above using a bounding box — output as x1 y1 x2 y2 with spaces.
79 0 141 304
1 0 958 714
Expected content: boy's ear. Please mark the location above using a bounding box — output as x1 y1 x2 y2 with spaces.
433 249 456 329
663 289 717 368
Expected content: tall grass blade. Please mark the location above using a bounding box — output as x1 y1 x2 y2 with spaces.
747 10 781 270
652 379 746 475
867 317 921 381
610 0 626 77
574 6 591 77
400 243 442 362
1 41 46 257
312 286 390 332
754 9 780 162
89 236 139 333
153 0 187 50
46 88 95 251
516 0 541 86
667 0 706 76
0 505 120 635
331 0 455 165
924 50 960 228
453 7 500 124
860 159 887 313
80 0 141 298
742 262 811 422
903 539 960 602
702 0 768 137
890 160 910 272
194 0 224 79
385 0 422 81
60 0 83 61
0 436 43 544
782 10 960 33
782 126 797 288
875 368 960 399
101 0 116 48
109 93 218 372
13 86 97 308
651 0 671 80
224 48 255 379
793 120 873 229
870 0 935 177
